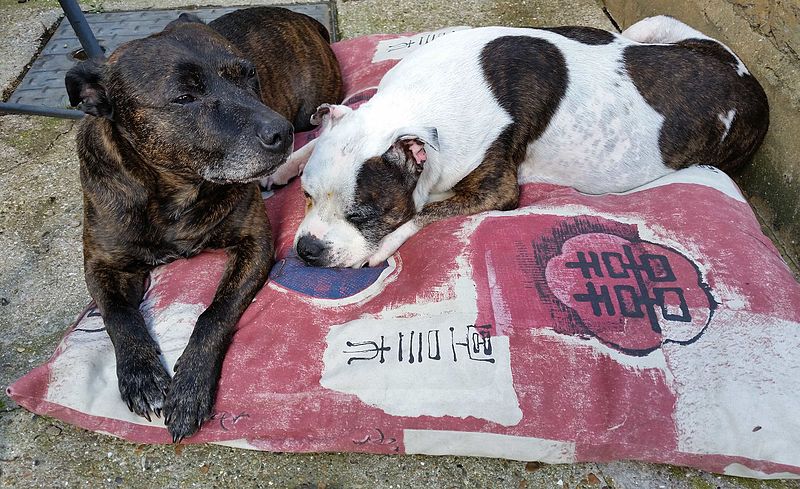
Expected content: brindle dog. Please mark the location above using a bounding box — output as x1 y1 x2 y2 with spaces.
65 7 343 442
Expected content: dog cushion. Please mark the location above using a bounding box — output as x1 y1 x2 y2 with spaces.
9 29 800 479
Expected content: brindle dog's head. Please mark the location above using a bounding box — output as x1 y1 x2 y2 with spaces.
65 13 293 183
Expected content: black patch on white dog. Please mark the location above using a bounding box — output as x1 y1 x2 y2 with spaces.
409 36 569 229
540 26 616 45
481 36 569 168
624 39 769 172
348 149 419 245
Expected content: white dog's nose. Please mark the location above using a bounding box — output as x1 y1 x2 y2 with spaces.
296 234 327 266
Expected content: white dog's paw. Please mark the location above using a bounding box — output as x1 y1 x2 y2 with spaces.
260 139 319 190
276 158 303 184
367 245 397 268
367 221 420 267
259 175 275 190
259 155 304 190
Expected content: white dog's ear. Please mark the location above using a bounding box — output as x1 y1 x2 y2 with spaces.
394 126 439 151
387 126 439 174
310 103 352 131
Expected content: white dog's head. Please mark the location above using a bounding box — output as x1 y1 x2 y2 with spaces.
295 104 438 268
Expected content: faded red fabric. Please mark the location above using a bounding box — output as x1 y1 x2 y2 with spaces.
8 31 800 480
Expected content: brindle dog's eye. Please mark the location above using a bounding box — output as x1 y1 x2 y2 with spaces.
247 67 257 78
172 94 196 105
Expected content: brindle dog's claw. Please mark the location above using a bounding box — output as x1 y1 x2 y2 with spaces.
117 348 171 423
163 358 216 443
164 400 213 443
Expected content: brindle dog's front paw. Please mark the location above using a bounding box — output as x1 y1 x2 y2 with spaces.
163 352 217 443
116 347 171 422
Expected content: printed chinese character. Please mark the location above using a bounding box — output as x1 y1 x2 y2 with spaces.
450 324 496 363
567 244 691 332
574 282 615 317
397 330 442 363
565 251 604 278
387 40 416 52
343 336 390 364
654 287 691 321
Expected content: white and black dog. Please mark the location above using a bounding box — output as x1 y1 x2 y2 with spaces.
277 16 769 268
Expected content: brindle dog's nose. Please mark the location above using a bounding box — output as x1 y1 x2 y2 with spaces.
297 234 326 266
257 120 292 153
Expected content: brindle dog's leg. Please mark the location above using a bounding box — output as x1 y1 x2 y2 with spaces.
85 263 171 420
369 149 520 266
163 191 272 442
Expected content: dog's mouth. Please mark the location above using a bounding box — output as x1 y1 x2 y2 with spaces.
202 149 294 185
202 163 280 185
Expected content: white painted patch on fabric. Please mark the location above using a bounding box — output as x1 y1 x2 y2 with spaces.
45 301 203 426
213 438 261 450
666 309 800 468
723 463 800 480
322 323 521 425
403 430 576 463
531 327 672 376
320 250 522 426
371 26 472 62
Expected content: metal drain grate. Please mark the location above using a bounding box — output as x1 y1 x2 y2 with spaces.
7 3 334 110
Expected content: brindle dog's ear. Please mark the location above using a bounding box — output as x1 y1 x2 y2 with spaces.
386 127 439 175
164 12 205 30
65 59 113 119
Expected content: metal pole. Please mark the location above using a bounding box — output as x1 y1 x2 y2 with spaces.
0 1 100 118
58 0 104 60
0 102 83 119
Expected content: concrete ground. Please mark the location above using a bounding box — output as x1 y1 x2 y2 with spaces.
0 0 797 487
